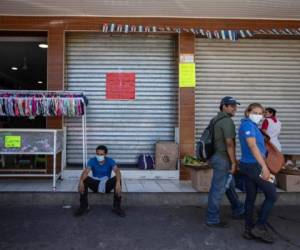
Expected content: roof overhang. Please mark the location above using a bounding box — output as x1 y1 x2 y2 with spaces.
1 0 300 20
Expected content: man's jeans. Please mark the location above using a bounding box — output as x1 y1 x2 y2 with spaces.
206 154 244 225
239 162 277 230
80 176 122 209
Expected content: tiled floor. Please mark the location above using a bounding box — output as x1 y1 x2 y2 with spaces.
0 179 197 193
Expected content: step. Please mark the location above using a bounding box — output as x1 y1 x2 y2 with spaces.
1 178 299 206
1 191 300 206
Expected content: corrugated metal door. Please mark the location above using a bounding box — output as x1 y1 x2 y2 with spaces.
195 39 300 155
65 33 177 165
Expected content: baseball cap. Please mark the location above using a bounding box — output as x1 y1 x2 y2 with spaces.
220 96 240 106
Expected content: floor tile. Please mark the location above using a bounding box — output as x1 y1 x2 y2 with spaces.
125 179 144 192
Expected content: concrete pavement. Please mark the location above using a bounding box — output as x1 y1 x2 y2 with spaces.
1 205 300 250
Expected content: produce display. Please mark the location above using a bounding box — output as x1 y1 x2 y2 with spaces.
182 155 210 168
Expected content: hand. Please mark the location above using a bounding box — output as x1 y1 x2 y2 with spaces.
78 182 85 194
115 182 122 195
230 163 237 174
260 167 271 181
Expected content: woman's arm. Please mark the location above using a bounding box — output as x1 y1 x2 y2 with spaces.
246 137 270 180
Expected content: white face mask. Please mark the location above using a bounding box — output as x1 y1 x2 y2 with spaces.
249 114 263 124
96 155 105 162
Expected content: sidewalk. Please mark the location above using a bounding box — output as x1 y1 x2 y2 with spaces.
1 205 300 250
1 178 300 207
0 178 196 192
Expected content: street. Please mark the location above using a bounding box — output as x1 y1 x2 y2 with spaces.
1 205 300 250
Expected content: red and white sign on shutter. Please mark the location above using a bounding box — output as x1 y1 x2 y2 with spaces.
106 72 136 100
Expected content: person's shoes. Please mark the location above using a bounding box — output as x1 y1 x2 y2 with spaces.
251 225 274 244
232 213 245 220
74 206 90 217
206 221 229 228
243 229 254 240
112 207 126 217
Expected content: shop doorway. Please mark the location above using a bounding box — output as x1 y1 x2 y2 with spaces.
0 31 48 173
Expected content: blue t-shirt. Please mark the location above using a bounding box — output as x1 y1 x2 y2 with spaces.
239 118 267 164
87 157 116 179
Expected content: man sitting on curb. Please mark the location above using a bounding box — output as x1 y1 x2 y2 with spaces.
74 145 125 217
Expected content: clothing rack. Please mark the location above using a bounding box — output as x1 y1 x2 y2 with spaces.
0 90 85 94
0 90 88 188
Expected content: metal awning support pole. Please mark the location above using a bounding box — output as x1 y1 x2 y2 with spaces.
53 130 57 191
84 104 87 167
82 114 85 169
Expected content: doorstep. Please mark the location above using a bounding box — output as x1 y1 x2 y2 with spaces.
0 178 299 206
62 169 180 180
0 178 196 193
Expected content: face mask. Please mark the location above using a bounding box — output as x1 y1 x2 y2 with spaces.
96 155 105 162
249 114 263 124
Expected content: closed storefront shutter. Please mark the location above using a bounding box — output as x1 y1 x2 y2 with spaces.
195 39 300 155
65 33 177 165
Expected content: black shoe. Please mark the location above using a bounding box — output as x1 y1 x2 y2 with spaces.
251 225 274 244
232 213 245 220
112 207 126 217
74 206 90 217
243 229 254 240
206 221 229 228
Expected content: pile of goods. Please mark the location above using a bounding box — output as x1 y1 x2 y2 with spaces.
280 160 300 175
182 155 210 169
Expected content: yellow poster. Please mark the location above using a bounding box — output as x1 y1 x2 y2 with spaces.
5 136 21 148
179 63 196 87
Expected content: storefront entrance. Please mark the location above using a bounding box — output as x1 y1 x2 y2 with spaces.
0 32 48 174
65 33 178 171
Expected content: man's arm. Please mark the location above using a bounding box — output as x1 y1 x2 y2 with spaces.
78 168 91 193
222 119 237 173
113 166 122 195
225 138 237 173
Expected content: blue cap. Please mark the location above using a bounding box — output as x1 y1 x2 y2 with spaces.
220 96 240 105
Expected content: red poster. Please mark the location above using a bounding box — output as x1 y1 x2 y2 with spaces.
106 73 136 100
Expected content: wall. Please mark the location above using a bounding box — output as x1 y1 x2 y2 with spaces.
1 16 300 178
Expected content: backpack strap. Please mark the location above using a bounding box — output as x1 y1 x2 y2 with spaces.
212 115 227 126
211 115 228 139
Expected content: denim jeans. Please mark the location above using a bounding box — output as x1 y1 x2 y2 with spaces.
206 154 245 224
239 162 277 230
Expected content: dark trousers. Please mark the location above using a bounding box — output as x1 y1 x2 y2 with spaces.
239 162 277 229
80 176 122 209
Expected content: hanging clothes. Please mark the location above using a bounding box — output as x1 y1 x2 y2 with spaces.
0 92 88 118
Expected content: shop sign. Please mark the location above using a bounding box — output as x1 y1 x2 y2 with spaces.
180 54 194 63
179 63 196 87
4 135 21 148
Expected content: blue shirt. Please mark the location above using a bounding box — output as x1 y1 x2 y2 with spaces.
87 157 116 179
239 118 267 164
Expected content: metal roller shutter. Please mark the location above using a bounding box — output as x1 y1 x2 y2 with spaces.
195 39 300 155
65 33 177 165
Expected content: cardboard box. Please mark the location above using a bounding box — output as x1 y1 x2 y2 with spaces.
189 168 213 192
277 173 300 192
155 142 178 170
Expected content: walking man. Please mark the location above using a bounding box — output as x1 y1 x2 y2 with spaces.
206 96 244 227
